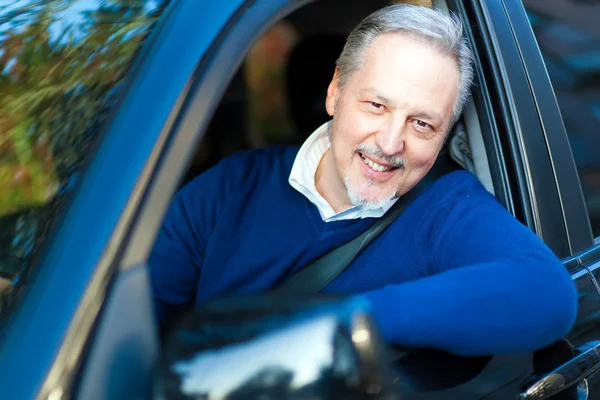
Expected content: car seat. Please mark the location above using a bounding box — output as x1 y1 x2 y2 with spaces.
285 35 346 143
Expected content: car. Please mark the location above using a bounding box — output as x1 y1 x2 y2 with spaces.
0 0 599 398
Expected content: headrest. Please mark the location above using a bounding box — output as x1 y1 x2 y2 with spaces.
286 35 346 136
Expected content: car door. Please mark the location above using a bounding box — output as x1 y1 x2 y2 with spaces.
0 0 253 398
516 0 600 396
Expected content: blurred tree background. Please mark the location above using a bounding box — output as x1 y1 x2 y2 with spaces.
0 0 167 312
0 0 164 214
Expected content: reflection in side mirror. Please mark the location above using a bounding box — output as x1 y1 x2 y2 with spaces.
154 296 399 399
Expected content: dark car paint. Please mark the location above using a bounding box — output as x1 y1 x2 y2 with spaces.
0 0 599 399
502 0 594 255
0 0 250 398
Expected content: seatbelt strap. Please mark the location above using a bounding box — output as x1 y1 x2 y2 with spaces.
274 182 426 295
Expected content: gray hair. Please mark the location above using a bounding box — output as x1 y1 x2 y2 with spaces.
336 4 475 126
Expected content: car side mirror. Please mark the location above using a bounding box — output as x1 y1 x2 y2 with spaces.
154 295 399 399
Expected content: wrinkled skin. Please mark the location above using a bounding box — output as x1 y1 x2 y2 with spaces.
316 33 460 212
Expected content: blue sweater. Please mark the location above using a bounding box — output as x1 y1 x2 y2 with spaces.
149 146 578 356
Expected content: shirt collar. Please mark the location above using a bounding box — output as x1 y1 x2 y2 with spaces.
288 121 397 222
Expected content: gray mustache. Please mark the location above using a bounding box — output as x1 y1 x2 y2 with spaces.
356 144 405 169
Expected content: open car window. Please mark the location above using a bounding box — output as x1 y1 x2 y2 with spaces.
184 0 476 187
0 0 169 323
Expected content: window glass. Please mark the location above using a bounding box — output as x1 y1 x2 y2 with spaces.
523 0 600 236
0 0 169 322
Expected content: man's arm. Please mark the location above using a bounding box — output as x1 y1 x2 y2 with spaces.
148 159 230 324
359 180 578 356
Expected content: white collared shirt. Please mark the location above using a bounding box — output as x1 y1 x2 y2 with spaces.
288 121 398 222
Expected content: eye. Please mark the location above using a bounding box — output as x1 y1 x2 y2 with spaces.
413 119 432 131
365 101 385 114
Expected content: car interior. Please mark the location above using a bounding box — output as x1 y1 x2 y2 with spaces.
138 2 503 395
0 0 504 334
0 0 499 335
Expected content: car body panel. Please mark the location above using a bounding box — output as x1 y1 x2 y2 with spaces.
0 0 250 398
503 0 594 255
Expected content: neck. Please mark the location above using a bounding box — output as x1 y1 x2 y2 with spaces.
315 149 355 213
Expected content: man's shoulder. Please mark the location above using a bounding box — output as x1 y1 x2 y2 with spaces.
192 146 299 181
181 146 300 196
388 170 493 232
407 169 502 221
425 170 491 201
175 146 301 217
415 170 510 226
225 146 300 170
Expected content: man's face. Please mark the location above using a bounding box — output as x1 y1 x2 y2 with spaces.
324 33 460 208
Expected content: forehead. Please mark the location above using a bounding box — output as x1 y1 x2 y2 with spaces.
349 32 460 115
363 32 455 72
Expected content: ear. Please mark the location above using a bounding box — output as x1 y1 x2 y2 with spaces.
325 68 341 117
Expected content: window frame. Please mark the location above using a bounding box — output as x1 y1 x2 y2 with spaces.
450 0 586 260
0 0 241 397
502 0 595 254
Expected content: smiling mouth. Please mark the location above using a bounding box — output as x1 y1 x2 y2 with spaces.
359 153 400 173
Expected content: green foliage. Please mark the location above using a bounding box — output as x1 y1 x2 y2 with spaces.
0 0 167 317
0 0 162 214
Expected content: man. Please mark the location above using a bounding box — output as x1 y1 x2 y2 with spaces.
149 4 577 356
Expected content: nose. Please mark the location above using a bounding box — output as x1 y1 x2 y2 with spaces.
374 116 407 156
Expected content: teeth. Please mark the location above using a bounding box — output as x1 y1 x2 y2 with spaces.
360 154 392 172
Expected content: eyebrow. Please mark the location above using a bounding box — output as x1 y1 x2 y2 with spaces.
412 111 444 125
359 88 394 107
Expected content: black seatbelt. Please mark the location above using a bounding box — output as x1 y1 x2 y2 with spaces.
275 182 427 295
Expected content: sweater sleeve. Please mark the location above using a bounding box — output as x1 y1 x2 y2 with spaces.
148 159 230 324
360 176 578 356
